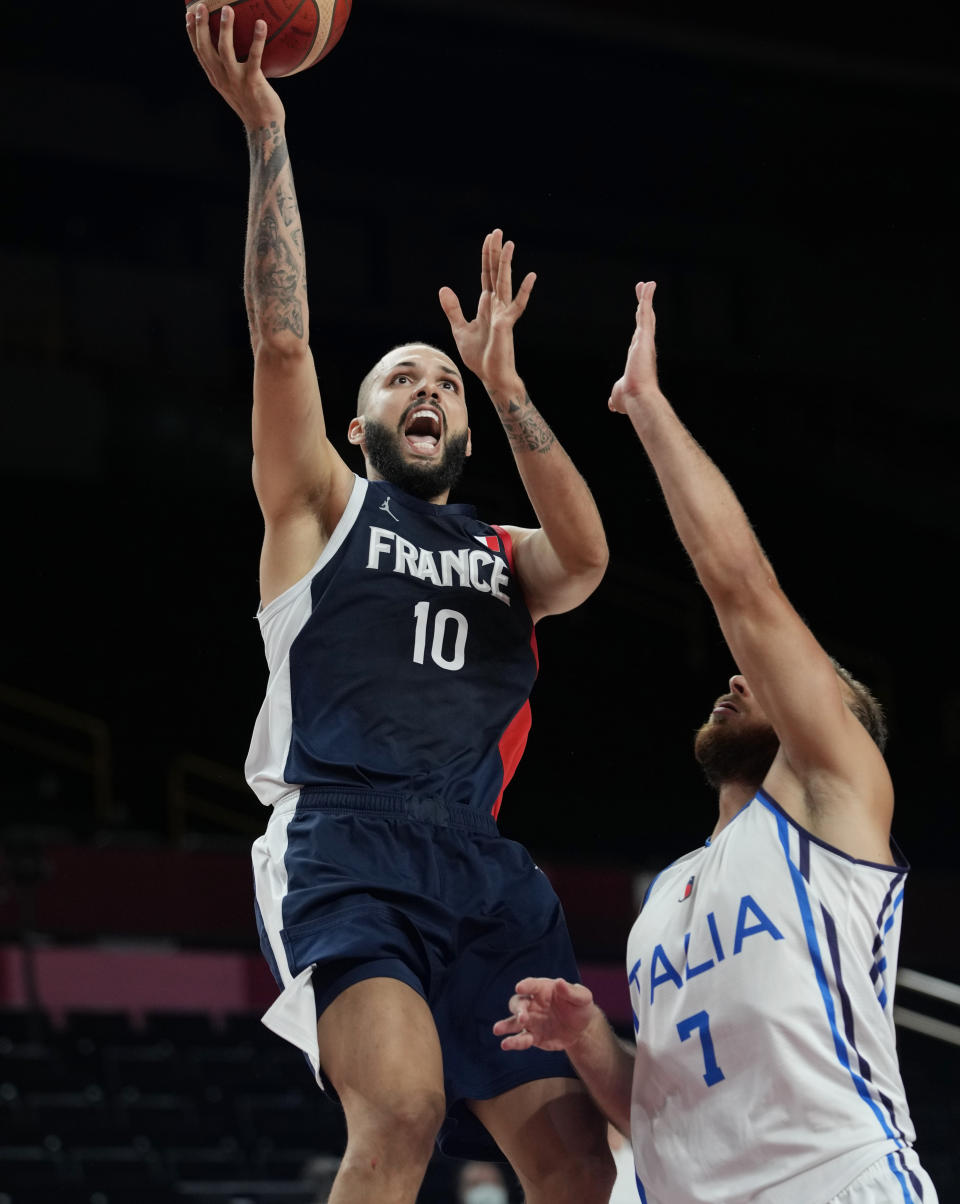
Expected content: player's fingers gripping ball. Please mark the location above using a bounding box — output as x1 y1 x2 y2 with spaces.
184 0 351 77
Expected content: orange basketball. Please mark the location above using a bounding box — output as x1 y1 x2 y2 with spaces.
186 0 352 78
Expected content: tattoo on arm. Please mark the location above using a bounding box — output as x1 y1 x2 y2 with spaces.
496 392 557 454
276 183 297 228
245 121 307 341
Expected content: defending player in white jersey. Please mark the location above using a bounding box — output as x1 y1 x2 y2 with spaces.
494 282 938 1203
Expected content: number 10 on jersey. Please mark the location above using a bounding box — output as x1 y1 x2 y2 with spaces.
413 602 468 671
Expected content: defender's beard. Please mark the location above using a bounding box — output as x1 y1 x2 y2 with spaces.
693 719 780 791
363 421 469 502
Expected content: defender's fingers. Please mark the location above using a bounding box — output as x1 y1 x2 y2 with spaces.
505 992 529 1017
555 978 590 1000
514 977 550 998
634 281 658 337
636 280 657 312
550 979 594 1012
633 281 647 326
646 280 657 332
499 1031 535 1051
608 377 628 411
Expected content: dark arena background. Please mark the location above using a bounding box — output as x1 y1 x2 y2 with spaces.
1 1 957 1200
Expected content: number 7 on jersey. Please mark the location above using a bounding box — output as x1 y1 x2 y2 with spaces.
677 1009 725 1087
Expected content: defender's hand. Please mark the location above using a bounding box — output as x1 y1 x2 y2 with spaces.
439 229 536 395
608 280 660 414
186 3 285 129
493 977 597 1052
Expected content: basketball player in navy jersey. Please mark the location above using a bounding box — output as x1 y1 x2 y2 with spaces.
185 9 615 1204
496 282 938 1203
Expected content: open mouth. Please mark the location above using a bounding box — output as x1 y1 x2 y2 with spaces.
403 407 443 454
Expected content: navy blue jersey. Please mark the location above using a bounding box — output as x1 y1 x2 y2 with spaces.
246 475 538 817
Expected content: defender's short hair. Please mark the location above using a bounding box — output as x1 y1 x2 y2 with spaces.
830 658 888 753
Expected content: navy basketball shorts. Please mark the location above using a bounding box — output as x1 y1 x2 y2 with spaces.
252 789 580 1154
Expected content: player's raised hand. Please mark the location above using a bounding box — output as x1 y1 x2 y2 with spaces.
439 229 536 395
186 4 285 129
608 281 660 415
493 977 598 1052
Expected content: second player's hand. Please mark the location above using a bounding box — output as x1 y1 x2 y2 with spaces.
439 229 536 395
186 3 285 129
608 280 660 415
493 977 598 1052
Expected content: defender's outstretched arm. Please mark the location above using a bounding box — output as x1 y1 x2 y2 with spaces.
493 976 634 1138
610 282 892 857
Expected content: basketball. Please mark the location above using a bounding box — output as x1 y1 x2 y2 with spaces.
185 0 352 78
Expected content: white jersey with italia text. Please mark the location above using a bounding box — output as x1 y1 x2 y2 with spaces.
626 788 931 1204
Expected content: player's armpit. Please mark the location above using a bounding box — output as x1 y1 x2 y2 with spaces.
257 512 328 607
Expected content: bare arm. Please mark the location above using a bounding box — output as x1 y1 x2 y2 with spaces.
186 5 353 603
610 282 892 857
493 977 634 1136
440 232 608 622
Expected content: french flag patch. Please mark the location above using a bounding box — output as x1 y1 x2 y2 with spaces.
476 534 501 553
679 876 694 902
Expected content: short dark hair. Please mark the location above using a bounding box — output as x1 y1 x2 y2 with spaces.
830 658 888 753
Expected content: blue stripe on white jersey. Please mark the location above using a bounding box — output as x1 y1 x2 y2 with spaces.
892 1148 930 1201
885 1151 919 1203
762 794 907 1150
872 874 905 1008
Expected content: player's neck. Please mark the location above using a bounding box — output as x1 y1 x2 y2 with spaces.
711 780 760 838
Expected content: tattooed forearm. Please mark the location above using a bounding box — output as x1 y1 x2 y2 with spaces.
496 392 557 454
254 211 304 336
276 183 297 228
247 121 290 212
244 121 308 343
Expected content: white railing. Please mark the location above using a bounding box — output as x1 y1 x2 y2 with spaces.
895 968 960 1047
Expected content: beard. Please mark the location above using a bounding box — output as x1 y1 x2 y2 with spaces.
363 420 470 501
693 717 780 791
